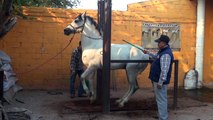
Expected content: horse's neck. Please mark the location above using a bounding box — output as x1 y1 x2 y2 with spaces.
81 37 103 51
81 23 103 51
83 23 101 38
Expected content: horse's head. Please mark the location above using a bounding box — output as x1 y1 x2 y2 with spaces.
64 12 87 36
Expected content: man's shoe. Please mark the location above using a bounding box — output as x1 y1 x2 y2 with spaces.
70 94 75 98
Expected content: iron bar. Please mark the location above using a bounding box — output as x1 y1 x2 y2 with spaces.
173 60 179 109
97 0 105 105
102 0 112 113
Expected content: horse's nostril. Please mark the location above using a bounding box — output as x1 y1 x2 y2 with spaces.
64 28 68 33
64 28 70 35
64 28 75 35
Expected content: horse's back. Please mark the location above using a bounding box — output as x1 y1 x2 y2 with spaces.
110 44 149 70
111 44 131 60
111 44 148 60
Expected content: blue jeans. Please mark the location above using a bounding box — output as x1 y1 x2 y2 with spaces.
70 69 85 96
153 82 168 120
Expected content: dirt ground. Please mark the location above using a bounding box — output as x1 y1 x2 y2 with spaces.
3 87 213 120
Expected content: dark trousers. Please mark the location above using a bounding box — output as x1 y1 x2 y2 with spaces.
70 69 85 96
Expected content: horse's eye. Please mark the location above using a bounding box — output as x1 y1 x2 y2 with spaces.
75 19 79 23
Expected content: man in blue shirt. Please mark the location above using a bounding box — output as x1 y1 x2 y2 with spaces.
144 35 174 120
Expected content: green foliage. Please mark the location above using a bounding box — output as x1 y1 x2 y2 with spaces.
11 0 80 18
13 0 80 8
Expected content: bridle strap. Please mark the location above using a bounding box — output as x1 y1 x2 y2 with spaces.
81 34 102 40
68 16 87 33
69 16 102 40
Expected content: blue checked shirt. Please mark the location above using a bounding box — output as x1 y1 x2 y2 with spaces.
148 52 171 85
70 48 84 71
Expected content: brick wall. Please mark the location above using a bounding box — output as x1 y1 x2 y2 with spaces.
0 0 198 89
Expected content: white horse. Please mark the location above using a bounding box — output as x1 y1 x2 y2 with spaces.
64 12 149 107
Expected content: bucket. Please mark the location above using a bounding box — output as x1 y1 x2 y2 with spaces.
184 69 198 90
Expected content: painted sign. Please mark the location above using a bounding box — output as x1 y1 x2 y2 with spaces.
142 22 180 50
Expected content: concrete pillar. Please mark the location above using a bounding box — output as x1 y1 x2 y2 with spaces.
195 0 205 88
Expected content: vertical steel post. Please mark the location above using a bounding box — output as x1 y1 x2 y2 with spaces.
102 0 111 113
96 0 105 105
173 61 179 109
98 0 105 32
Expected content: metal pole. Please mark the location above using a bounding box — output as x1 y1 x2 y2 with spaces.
98 0 105 32
102 0 111 113
96 0 105 105
173 61 179 109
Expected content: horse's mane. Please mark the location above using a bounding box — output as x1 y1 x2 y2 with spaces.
86 16 102 36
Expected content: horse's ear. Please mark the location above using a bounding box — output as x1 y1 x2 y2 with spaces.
81 12 87 19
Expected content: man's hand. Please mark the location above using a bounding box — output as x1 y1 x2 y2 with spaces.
157 83 162 89
142 49 149 54
70 70 75 74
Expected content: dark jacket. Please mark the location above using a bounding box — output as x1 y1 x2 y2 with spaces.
149 46 174 84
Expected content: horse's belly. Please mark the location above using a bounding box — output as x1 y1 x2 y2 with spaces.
111 63 126 69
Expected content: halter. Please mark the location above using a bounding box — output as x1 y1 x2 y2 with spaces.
68 16 102 40
68 15 87 33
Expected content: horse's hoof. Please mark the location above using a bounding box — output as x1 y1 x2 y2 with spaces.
85 91 90 96
89 92 93 97
118 103 124 108
115 99 121 104
90 99 95 104
90 101 94 104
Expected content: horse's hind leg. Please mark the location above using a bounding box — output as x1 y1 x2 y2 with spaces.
117 69 139 107
115 70 132 104
115 87 131 105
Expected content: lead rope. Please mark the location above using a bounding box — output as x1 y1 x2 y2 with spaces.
17 34 76 74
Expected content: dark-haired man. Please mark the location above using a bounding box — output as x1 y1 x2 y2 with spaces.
70 41 86 98
143 35 174 120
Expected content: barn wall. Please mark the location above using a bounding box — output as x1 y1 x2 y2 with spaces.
0 0 197 90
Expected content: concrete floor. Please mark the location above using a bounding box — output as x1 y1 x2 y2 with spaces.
3 88 213 120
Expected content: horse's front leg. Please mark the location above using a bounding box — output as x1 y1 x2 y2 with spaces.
81 66 96 102
86 72 96 103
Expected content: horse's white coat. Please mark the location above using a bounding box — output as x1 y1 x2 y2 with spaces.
64 12 149 107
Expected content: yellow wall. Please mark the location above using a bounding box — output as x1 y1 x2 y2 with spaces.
0 0 198 89
204 0 213 85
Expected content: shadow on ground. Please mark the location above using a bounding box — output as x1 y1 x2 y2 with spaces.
178 87 213 103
